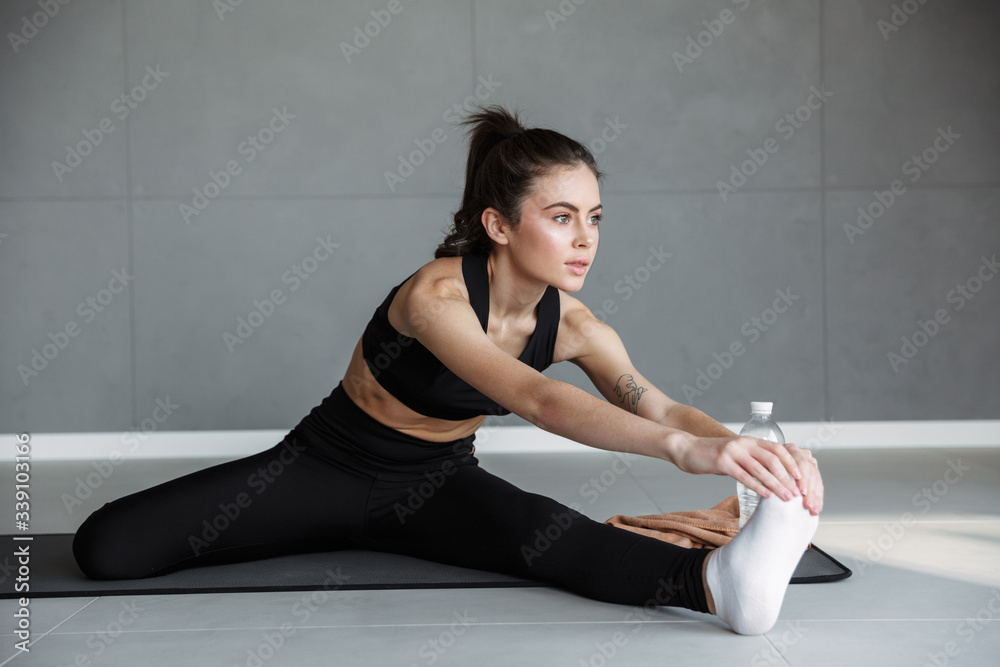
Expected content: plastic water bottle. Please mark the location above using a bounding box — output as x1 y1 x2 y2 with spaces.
736 401 785 530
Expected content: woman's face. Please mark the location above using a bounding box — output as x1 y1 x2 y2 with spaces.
504 163 602 293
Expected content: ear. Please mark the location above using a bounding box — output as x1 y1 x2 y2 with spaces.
481 208 513 247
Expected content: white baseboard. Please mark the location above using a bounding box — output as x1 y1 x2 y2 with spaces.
8 420 999 461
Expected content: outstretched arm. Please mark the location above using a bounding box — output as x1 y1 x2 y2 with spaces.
399 269 691 464
558 296 821 512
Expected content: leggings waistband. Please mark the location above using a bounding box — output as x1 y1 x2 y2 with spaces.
291 382 477 473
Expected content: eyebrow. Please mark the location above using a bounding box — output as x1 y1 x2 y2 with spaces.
542 201 603 213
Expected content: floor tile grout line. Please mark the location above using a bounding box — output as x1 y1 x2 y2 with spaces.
36 617 999 636
763 633 795 667
24 597 102 647
43 619 712 635
0 596 101 666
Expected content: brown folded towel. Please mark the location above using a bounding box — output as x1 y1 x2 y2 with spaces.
604 496 741 549
605 495 813 551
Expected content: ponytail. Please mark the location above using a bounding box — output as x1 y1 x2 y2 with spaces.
435 105 603 258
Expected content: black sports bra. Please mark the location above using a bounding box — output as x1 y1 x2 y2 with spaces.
360 253 560 420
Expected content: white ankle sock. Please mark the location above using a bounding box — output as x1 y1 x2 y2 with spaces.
705 493 819 635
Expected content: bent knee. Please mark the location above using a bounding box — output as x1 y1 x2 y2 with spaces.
73 504 160 580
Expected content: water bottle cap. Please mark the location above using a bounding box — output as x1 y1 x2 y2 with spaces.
750 401 773 414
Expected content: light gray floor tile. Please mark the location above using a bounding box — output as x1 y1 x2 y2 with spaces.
47 586 712 634
772 619 1000 667
13 619 770 667
0 596 97 663
2 447 998 666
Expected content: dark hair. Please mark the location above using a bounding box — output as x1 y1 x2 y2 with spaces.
435 105 604 258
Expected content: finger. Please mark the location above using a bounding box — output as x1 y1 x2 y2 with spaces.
755 446 801 497
744 456 796 501
775 441 805 479
800 466 824 513
739 472 773 500
723 459 773 499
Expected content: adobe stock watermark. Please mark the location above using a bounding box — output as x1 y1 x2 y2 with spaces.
235 566 351 667
716 84 832 202
877 0 931 41
393 458 462 525
681 287 800 402
843 126 960 244
750 621 809 667
545 0 590 31
576 576 691 666
188 438 306 557
579 453 634 506
342 283 481 394
340 0 416 63
222 234 340 353
520 506 581 567
919 589 1000 667
17 267 134 386
850 458 971 577
51 65 169 183
559 244 673 362
213 0 245 21
798 418 842 456
61 396 180 514
671 0 756 73
588 245 673 324
7 0 72 54
404 611 477 667
392 435 480 525
887 252 997 373
61 599 144 665
586 116 628 156
384 74 502 192
180 107 295 224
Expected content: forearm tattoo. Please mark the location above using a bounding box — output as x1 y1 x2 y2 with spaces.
614 374 647 414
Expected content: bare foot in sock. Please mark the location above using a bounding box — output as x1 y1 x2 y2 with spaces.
704 493 819 635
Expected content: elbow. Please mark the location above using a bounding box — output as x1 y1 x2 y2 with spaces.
527 378 573 434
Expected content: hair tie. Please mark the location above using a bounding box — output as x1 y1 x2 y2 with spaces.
503 130 523 141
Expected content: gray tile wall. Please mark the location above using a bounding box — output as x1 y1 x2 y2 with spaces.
2 0 998 437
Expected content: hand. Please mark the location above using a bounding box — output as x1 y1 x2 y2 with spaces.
668 434 802 502
783 442 823 515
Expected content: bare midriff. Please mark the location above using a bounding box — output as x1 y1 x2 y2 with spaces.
341 338 486 443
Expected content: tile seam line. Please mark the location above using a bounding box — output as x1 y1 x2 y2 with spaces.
39 620 709 636
4 597 101 660
763 632 794 667
37 618 999 635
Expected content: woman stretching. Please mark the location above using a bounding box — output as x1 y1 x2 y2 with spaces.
73 105 823 636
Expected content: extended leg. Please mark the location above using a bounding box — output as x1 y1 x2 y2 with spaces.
72 435 371 579
361 461 712 612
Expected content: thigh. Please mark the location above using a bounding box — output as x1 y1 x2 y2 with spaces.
73 436 373 579
361 462 711 610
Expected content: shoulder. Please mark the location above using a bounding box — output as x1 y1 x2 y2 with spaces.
406 256 467 298
387 255 470 337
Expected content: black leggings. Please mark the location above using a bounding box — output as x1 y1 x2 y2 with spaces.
73 383 710 612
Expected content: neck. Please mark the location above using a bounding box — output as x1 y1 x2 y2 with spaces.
484 250 547 322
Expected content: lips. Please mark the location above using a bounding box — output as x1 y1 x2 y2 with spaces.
565 258 590 275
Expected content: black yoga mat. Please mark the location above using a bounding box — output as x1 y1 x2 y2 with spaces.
1 535 849 599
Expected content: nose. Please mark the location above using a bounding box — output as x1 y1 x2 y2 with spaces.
574 220 596 248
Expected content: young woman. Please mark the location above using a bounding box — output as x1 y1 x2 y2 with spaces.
73 105 823 636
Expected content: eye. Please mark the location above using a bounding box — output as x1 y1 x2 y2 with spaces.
589 214 603 225
554 213 571 224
